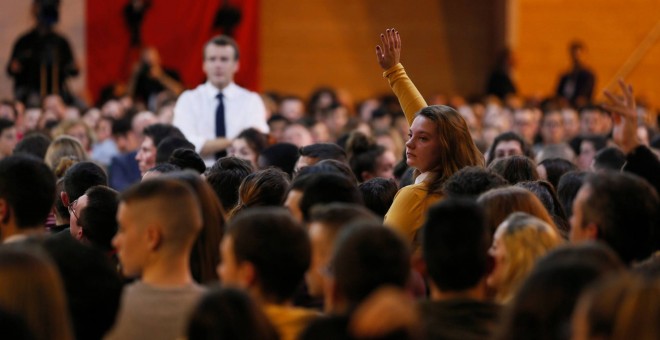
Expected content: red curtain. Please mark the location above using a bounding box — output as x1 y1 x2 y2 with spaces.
86 0 260 104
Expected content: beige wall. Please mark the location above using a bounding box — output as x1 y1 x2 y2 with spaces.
514 0 660 106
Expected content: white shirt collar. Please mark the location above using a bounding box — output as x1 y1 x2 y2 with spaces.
415 172 431 185
204 81 239 99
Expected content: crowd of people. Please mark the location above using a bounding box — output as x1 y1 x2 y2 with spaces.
0 19 659 340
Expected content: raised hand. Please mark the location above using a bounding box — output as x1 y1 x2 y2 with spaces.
375 28 401 71
602 79 640 153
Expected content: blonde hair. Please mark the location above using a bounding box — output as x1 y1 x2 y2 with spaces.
0 248 73 340
52 119 95 149
494 212 563 302
44 135 89 171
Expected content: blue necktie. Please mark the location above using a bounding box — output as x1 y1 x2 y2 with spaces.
215 93 226 137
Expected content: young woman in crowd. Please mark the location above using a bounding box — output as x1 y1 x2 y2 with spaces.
228 127 269 170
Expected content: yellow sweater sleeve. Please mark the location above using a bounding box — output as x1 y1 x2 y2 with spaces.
383 63 428 126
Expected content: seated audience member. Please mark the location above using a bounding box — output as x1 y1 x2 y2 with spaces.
284 174 316 223
279 95 306 122
495 243 624 340
12 132 51 159
229 168 290 218
108 113 157 191
155 136 194 164
358 178 398 218
299 158 358 183
485 132 534 166
42 236 123 340
556 170 587 218
0 248 73 340
306 204 379 304
218 208 317 340
569 171 659 265
44 135 89 170
575 135 607 171
76 185 119 254
0 156 56 243
283 123 314 148
478 186 557 235
572 274 660 340
537 158 577 190
187 288 280 340
516 180 569 237
61 161 108 239
346 131 396 183
268 114 290 143
0 119 18 160
487 212 563 303
106 179 206 340
420 198 502 339
229 128 269 170
577 105 610 137
142 163 180 179
295 143 347 172
300 222 411 339
488 155 539 185
592 146 625 171
442 166 509 199
259 142 300 178
135 123 184 176
205 157 253 217
168 148 206 174
299 173 364 222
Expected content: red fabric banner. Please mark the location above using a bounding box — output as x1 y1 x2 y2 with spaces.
86 0 260 104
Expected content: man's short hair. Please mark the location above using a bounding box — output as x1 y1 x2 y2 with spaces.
423 198 490 291
227 207 310 303
557 170 587 217
205 35 239 60
299 173 363 222
111 116 132 137
299 143 347 163
331 222 410 306
142 123 185 148
443 166 509 199
593 147 626 171
0 155 56 228
79 186 119 251
0 118 15 133
156 136 194 164
581 172 660 264
309 203 378 237
206 157 253 212
63 161 108 202
120 178 203 249
168 148 206 174
358 178 398 217
13 132 51 159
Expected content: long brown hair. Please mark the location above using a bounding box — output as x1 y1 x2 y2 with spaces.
415 105 484 195
478 186 557 236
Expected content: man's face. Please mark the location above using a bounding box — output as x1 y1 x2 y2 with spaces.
513 110 537 143
541 112 564 144
217 236 248 288
113 202 151 277
493 140 523 160
203 44 239 90
0 127 17 158
570 185 592 242
136 137 156 175
68 194 88 240
306 222 333 297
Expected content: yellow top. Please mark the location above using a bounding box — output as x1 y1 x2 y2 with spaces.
263 304 320 340
384 182 443 243
383 63 427 125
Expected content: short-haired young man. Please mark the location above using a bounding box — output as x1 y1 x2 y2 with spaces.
206 156 253 216
218 207 316 340
0 155 56 243
135 123 184 176
61 161 108 240
105 178 205 340
295 143 347 171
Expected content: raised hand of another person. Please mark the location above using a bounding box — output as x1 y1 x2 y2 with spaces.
602 79 640 154
375 28 402 71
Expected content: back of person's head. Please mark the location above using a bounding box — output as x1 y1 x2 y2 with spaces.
442 166 509 199
309 203 379 235
535 144 576 163
516 180 569 237
300 159 358 183
42 236 122 340
63 161 108 202
556 170 587 217
574 274 660 340
300 173 363 222
0 307 35 340
538 158 577 190
259 143 299 178
230 168 290 217
478 186 556 236
44 135 88 169
577 172 660 264
120 178 203 253
206 157 253 213
144 163 180 177
486 131 534 166
358 178 398 218
423 198 490 292
187 288 279 340
593 146 626 171
299 143 347 164
346 131 386 183
330 222 410 308
495 243 624 340
0 155 56 230
156 136 194 164
0 248 73 340
79 185 118 251
13 132 51 160
111 115 132 137
168 148 206 174
488 155 539 185
226 207 310 303
142 123 184 147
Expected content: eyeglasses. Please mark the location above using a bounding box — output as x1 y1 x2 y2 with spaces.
68 199 79 220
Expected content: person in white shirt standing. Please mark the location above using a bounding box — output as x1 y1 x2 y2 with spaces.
173 35 268 167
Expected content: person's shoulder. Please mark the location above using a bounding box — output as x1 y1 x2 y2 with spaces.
395 182 429 198
179 83 207 97
300 315 351 340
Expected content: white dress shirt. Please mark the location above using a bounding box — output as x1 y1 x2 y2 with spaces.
173 82 269 166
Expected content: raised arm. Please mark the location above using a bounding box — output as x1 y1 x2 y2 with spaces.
376 28 427 126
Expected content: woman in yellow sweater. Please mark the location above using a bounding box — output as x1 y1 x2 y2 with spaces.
376 28 484 243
